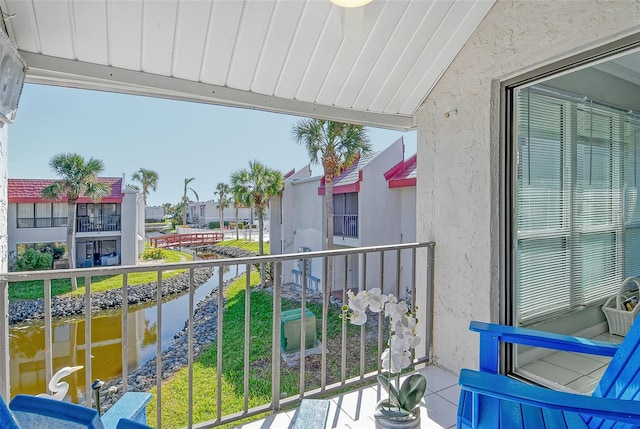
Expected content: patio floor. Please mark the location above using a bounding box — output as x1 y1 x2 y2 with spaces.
235 365 459 429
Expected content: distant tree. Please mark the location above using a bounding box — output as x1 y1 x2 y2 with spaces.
230 160 283 257
41 153 110 289
131 168 159 206
181 178 199 226
291 119 371 291
214 182 231 230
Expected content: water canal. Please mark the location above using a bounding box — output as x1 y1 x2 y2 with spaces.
9 263 245 403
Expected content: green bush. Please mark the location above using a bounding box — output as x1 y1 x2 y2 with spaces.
142 248 165 260
208 221 225 229
13 248 53 271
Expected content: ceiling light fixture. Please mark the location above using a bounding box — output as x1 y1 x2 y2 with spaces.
330 0 373 8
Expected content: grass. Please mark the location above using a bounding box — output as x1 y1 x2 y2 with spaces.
147 269 379 429
8 248 192 300
8 239 268 301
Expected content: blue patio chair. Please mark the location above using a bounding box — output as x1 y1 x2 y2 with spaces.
2 391 152 429
457 319 640 428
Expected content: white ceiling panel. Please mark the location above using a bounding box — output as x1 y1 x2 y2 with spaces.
171 0 211 81
107 1 143 70
141 0 178 75
273 0 333 100
330 1 409 108
71 1 108 65
0 0 496 130
199 1 243 86
226 0 275 91
250 0 305 95
32 1 74 58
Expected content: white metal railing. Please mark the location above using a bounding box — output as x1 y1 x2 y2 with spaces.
0 242 435 428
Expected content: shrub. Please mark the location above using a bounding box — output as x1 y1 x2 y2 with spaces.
142 248 165 260
13 248 53 271
208 221 225 229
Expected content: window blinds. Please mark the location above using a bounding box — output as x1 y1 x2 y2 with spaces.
515 86 640 324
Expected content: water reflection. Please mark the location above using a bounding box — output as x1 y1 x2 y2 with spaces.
10 263 244 403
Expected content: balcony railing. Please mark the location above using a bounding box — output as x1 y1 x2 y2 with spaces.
333 214 358 238
17 217 67 228
0 241 435 428
76 215 121 232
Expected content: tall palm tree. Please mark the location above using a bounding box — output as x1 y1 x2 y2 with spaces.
214 182 231 231
181 177 199 226
41 153 110 290
131 168 159 206
291 119 371 291
232 192 241 240
230 160 283 257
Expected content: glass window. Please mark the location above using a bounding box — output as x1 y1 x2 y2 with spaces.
16 203 34 228
514 86 640 325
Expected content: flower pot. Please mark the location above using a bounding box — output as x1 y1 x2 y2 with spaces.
374 407 420 429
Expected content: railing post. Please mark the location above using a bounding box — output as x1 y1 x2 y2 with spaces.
271 261 282 411
0 276 9 401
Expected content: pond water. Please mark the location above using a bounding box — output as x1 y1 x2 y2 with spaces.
9 263 244 403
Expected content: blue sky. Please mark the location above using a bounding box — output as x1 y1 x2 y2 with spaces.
8 84 416 207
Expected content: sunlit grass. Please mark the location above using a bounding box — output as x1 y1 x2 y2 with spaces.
148 269 375 429
8 249 192 300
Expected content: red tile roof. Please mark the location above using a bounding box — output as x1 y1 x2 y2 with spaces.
384 154 417 188
8 178 124 203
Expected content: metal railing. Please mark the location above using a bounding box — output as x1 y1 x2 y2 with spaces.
333 214 358 238
0 241 435 428
77 215 121 232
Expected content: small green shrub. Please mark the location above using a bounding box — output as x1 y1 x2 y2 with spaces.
13 248 53 271
208 221 225 229
142 248 165 260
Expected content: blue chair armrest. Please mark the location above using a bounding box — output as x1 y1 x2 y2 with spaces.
100 392 152 429
459 369 640 424
469 321 619 372
9 394 104 428
116 418 152 429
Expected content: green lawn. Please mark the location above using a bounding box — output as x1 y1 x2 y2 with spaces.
8 248 192 300
148 269 377 429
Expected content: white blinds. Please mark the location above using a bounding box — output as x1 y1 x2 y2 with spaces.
515 86 640 324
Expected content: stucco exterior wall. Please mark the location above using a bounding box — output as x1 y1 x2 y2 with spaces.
0 124 6 274
6 205 66 255
416 0 640 372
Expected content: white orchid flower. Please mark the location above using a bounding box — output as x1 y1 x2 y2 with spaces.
365 288 388 312
381 345 411 374
385 300 408 322
348 293 369 325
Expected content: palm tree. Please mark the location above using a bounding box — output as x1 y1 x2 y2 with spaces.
230 160 283 257
291 119 371 291
181 178 199 226
232 192 241 240
131 168 159 206
214 182 231 231
41 153 110 290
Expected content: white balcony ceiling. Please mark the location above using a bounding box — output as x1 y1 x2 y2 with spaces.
0 0 495 131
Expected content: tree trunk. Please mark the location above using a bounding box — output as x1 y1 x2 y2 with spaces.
67 202 78 290
235 206 239 240
258 211 265 287
325 176 335 293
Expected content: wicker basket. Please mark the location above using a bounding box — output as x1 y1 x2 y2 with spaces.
602 276 640 336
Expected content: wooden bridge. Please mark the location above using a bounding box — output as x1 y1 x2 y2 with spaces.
149 232 225 248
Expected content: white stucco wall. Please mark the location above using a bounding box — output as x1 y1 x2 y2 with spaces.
0 124 6 274
6 205 66 255
416 0 640 373
121 187 142 265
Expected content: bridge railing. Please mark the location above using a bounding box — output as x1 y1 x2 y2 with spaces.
149 232 225 248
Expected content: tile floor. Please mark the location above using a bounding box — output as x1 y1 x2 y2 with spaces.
235 365 460 429
518 331 622 395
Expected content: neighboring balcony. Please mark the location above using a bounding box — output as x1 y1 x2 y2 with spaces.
333 214 358 238
76 215 121 233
